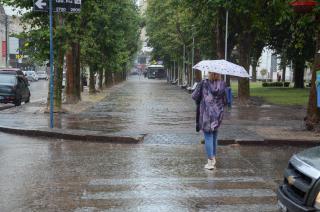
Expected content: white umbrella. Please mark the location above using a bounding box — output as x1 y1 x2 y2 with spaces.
192 59 250 78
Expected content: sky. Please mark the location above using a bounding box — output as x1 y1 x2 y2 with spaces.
3 5 28 16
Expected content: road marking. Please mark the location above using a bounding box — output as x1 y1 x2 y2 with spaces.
89 176 265 186
81 188 276 200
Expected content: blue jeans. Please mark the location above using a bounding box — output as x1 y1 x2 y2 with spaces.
204 131 218 159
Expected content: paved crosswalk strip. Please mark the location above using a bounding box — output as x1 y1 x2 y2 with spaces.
78 174 279 211
88 176 264 186
75 204 279 212
81 188 275 200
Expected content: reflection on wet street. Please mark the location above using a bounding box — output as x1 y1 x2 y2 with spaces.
0 133 306 211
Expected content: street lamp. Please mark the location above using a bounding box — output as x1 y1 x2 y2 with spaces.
224 1 229 84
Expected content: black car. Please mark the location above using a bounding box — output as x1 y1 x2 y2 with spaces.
277 146 320 212
0 71 30 106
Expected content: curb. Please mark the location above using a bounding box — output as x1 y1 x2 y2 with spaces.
0 126 144 144
0 126 319 146
205 139 320 147
229 139 319 146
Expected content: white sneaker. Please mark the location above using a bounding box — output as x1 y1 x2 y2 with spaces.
204 159 216 170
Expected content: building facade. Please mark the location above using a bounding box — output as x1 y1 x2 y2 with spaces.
253 47 311 82
0 5 27 69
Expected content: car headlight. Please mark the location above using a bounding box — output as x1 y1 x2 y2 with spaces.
315 192 320 209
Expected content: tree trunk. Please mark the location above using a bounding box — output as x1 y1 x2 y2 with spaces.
53 48 63 111
98 68 103 90
252 60 257 82
293 57 305 88
107 70 113 86
74 43 81 99
238 35 251 104
89 64 96 94
194 48 202 82
80 66 85 92
104 69 108 88
306 30 320 130
66 42 81 104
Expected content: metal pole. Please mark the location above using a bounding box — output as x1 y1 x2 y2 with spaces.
49 0 54 128
5 15 8 68
192 37 195 85
183 44 185 85
224 9 229 81
178 61 180 85
174 60 176 81
171 61 173 81
225 10 228 60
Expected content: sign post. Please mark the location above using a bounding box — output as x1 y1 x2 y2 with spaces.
49 0 54 128
317 71 320 108
33 0 81 128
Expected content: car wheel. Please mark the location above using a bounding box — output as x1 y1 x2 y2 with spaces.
25 94 30 103
14 98 21 106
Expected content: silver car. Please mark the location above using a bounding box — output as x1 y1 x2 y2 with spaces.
25 71 38 82
277 146 320 211
37 71 48 80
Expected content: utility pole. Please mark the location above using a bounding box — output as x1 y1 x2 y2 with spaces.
49 0 54 128
224 8 229 82
5 15 8 68
183 44 185 86
174 60 176 81
192 37 195 85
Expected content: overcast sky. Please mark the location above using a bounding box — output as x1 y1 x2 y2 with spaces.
3 5 28 16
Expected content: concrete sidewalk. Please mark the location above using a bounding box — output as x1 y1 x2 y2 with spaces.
0 76 319 145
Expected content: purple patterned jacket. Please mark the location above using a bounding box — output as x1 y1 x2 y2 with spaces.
192 79 227 132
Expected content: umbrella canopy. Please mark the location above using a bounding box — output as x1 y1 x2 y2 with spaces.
193 60 250 78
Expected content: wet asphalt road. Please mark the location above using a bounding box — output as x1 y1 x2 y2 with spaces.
0 132 307 212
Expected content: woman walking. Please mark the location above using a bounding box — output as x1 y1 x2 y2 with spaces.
192 72 227 170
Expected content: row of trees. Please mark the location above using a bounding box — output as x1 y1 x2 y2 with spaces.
146 0 320 130
1 0 141 111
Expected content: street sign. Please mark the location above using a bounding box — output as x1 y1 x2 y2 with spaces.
33 0 81 13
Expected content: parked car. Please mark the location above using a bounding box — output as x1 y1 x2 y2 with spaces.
37 71 48 80
0 71 30 106
0 68 29 86
25 71 38 82
277 146 320 212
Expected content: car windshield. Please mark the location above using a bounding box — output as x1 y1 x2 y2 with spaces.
0 74 16 85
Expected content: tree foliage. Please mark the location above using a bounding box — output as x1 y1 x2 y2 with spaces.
1 0 140 106
146 0 318 99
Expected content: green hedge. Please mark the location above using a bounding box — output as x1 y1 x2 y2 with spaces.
262 82 290 87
